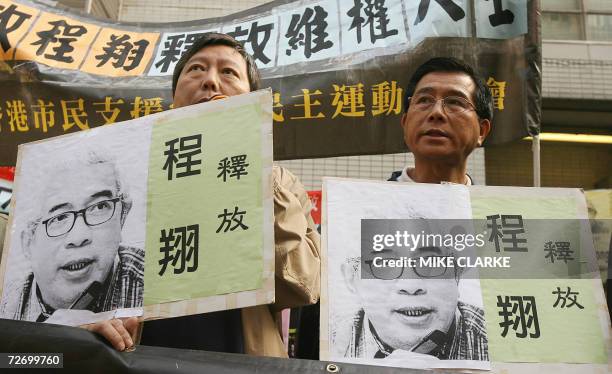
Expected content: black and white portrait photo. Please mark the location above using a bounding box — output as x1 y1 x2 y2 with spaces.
323 179 490 370
338 248 488 361
0 123 150 325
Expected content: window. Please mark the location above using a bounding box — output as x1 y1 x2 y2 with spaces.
542 0 612 41
543 13 584 40
586 14 612 41
585 0 612 13
542 0 581 12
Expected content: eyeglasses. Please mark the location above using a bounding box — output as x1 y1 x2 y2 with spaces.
364 255 454 280
408 94 475 114
41 198 122 237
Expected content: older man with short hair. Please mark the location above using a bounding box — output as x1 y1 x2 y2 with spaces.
0 152 144 323
88 32 320 356
389 57 492 185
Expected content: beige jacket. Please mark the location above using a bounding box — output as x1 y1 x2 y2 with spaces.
241 166 321 357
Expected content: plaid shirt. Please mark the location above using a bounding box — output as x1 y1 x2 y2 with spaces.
0 245 144 322
343 301 489 361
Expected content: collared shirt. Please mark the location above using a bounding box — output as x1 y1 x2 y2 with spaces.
0 245 144 322
342 301 488 361
388 167 474 185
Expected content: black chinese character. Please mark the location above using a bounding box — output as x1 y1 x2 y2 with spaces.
487 214 503 252
552 286 584 309
163 135 202 180
95 34 150 71
414 0 465 26
158 224 199 276
285 5 333 59
216 206 249 233
500 215 527 251
497 295 540 338
31 20 87 63
154 32 206 74
227 22 274 64
348 0 398 44
555 241 574 263
154 34 185 73
486 214 527 252
217 154 249 182
544 241 574 264
0 4 32 52
183 32 207 52
487 0 514 27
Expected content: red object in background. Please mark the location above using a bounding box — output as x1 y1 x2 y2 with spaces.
307 191 321 225
0 167 15 181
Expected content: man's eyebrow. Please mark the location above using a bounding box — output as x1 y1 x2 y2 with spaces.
370 248 393 254
90 190 114 201
48 203 72 215
184 56 208 69
414 87 435 96
186 55 243 69
414 86 471 100
217 56 246 71
416 246 444 255
47 190 114 215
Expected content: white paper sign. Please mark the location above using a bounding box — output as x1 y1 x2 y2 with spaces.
321 178 490 370
405 0 470 45
277 0 341 67
339 0 409 55
476 0 528 39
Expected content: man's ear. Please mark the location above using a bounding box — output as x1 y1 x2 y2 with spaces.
400 112 408 131
341 262 360 295
119 196 133 228
477 119 491 146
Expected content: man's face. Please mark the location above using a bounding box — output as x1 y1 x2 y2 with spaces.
401 71 490 164
173 45 251 108
346 248 459 351
25 163 122 310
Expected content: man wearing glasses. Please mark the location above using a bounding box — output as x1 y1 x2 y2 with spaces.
339 244 488 361
388 57 492 185
0 153 143 322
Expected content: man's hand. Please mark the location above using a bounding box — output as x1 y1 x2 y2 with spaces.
81 317 139 351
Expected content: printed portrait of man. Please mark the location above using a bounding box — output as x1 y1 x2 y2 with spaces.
0 150 144 322
335 232 488 362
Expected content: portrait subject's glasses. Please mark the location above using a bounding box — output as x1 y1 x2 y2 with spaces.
408 94 475 114
42 198 122 237
364 255 453 280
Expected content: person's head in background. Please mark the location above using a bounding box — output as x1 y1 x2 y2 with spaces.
400 57 493 184
172 32 261 108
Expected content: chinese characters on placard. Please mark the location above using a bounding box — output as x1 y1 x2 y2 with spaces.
157 133 251 277
497 295 540 338
486 214 528 252
163 135 203 181
159 224 200 275
544 241 574 264
496 287 585 338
